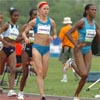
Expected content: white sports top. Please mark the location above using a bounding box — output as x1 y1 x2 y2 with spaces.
3 22 19 40
28 29 34 43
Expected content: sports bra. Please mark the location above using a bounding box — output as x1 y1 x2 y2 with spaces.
3 22 19 40
78 18 96 43
33 17 52 35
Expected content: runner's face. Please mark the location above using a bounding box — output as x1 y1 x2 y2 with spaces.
39 5 49 17
88 5 96 18
30 10 37 20
11 11 19 23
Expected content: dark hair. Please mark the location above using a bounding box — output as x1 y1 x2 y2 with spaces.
83 4 94 17
29 8 37 16
9 7 18 15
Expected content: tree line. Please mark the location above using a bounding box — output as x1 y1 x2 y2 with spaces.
0 0 100 33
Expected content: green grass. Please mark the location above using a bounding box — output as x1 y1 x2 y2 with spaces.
1 56 100 98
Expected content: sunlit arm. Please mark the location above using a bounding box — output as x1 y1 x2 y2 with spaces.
66 19 84 47
51 19 57 39
0 23 8 34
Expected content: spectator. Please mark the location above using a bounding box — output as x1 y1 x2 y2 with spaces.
59 17 78 82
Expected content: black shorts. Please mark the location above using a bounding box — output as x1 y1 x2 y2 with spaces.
2 46 15 57
24 44 32 57
16 55 21 64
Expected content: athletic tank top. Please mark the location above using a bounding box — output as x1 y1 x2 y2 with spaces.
28 28 34 43
0 34 3 50
34 17 52 35
78 18 96 43
3 22 19 40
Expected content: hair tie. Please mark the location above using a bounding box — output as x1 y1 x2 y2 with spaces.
39 2 48 8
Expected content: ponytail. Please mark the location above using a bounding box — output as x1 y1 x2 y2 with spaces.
83 4 94 17
9 7 18 15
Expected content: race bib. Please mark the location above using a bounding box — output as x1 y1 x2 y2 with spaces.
0 42 3 50
29 30 34 42
8 28 19 40
37 24 51 35
85 29 96 42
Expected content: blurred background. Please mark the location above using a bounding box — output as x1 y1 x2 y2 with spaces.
0 0 100 32
0 0 100 56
